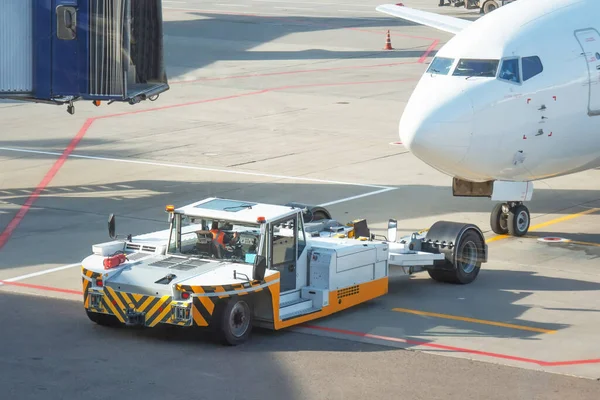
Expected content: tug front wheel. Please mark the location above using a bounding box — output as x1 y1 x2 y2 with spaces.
217 298 253 346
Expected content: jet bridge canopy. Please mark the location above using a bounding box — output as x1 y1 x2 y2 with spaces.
0 0 169 115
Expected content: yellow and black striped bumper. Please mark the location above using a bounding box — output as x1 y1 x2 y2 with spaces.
177 274 279 327
82 268 192 327
82 268 279 329
82 269 102 307
95 286 192 327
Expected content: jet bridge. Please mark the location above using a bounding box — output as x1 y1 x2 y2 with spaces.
0 0 169 115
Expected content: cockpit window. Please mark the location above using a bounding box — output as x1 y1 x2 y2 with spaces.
426 57 454 75
498 58 520 83
452 59 499 77
522 56 543 81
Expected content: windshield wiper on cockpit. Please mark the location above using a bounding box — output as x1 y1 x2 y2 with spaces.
465 71 492 80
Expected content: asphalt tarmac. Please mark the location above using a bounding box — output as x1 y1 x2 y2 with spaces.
2 1 600 398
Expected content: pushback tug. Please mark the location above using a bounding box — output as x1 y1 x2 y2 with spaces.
81 198 487 345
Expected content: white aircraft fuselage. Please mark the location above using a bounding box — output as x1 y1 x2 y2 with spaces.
397 0 600 183
377 0 600 236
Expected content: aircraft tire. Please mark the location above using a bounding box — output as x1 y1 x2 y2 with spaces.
490 203 509 234
507 204 530 237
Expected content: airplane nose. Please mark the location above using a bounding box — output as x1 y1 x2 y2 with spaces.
400 90 474 171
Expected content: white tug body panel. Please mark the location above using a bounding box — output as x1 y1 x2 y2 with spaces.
80 197 486 345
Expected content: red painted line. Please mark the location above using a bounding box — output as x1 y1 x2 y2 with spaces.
347 27 438 41
96 90 270 119
0 280 82 296
304 325 547 365
0 118 95 251
98 78 416 120
170 61 417 85
162 8 440 41
544 359 600 367
0 7 437 250
0 78 414 249
418 39 440 63
303 325 600 367
1 278 600 367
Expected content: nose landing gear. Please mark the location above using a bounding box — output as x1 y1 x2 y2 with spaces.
490 202 530 237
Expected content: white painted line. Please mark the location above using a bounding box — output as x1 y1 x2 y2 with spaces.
338 10 376 14
0 147 393 190
251 0 373 6
274 6 314 10
163 6 397 18
215 3 250 6
164 6 289 15
0 263 80 286
319 187 396 207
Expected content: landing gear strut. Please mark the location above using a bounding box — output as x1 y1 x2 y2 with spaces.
490 202 530 237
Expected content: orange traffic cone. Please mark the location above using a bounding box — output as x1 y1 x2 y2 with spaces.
384 30 393 50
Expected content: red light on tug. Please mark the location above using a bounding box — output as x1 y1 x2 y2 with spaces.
103 253 127 270
181 292 190 300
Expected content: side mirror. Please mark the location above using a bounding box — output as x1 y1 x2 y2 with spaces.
108 214 116 239
252 255 267 281
387 219 397 242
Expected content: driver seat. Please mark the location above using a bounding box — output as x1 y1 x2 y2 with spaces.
210 240 224 259
195 231 213 255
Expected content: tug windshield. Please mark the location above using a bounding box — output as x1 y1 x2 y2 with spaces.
167 213 264 265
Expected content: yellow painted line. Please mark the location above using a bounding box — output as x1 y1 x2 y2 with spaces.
486 207 600 243
531 237 600 248
565 239 600 248
392 307 557 334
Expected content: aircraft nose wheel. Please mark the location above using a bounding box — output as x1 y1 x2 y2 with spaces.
490 202 530 237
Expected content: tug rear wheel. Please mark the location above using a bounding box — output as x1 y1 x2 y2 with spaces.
218 298 253 346
424 222 486 285
284 202 332 223
427 230 483 284
86 310 121 327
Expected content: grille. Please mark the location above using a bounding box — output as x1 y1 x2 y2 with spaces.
149 256 182 268
337 285 360 299
126 252 150 261
125 243 156 253
149 256 209 270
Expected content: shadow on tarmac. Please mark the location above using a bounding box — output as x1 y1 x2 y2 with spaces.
161 12 441 76
0 290 395 400
4 290 599 400
1 172 600 344
305 266 599 344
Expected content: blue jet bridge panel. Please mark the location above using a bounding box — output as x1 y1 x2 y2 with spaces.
0 0 169 114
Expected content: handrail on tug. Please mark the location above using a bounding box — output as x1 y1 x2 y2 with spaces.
0 0 169 115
